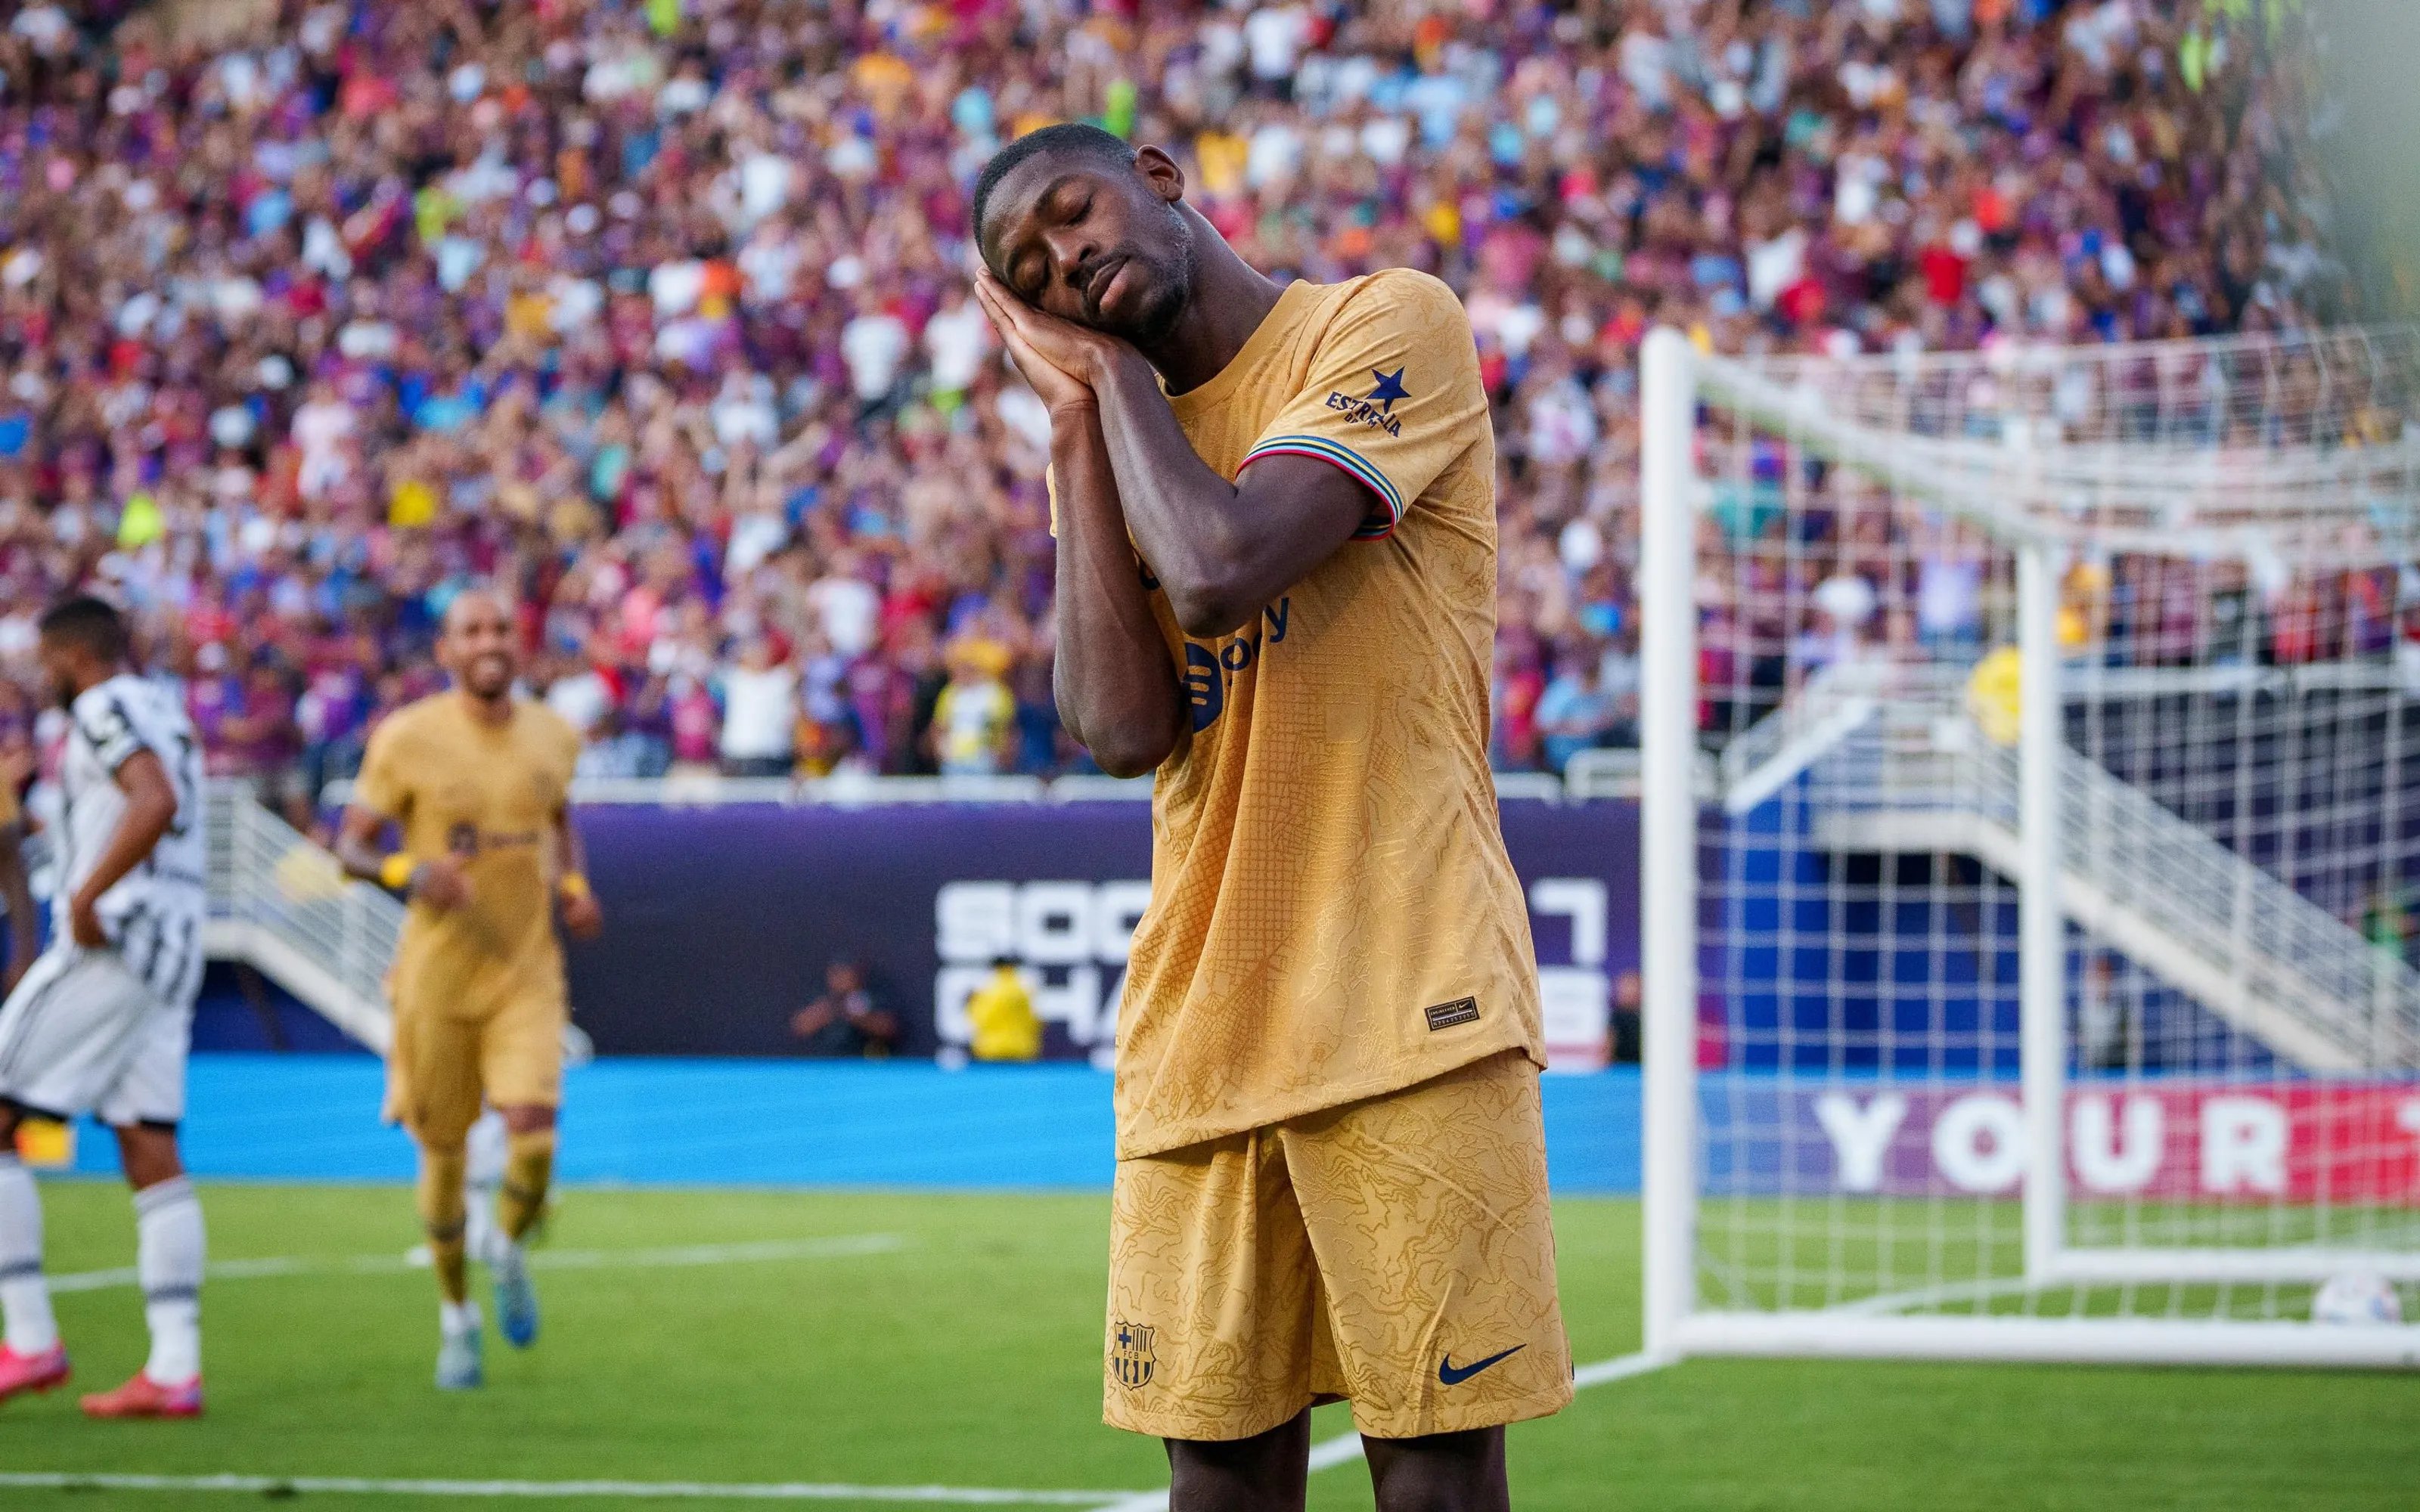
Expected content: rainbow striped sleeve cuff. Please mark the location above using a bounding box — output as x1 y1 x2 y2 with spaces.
1239 435 1404 540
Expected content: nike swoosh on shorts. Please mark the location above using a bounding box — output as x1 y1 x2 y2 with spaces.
1437 1343 1526 1386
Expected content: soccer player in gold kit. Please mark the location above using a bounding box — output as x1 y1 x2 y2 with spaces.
973 124 1569 1511
334 588 600 1390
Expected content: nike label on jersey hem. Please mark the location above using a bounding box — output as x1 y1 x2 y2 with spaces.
1438 1344 1525 1385
1423 996 1481 1031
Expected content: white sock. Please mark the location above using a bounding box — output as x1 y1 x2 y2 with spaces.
441 1298 481 1335
0 1154 57 1356
465 1114 505 1266
134 1176 203 1384
464 1176 501 1267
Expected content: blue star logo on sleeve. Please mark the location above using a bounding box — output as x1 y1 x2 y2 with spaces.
1367 367 1409 414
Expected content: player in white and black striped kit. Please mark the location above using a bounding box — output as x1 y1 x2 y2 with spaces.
0 596 209 1419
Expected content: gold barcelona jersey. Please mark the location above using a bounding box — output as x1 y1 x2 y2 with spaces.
355 692 582 1024
1115 269 1545 1158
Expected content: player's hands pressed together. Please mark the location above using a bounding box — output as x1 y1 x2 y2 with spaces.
973 272 1125 417
974 273 1184 776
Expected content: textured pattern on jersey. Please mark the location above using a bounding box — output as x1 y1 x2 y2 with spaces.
1116 270 1546 1159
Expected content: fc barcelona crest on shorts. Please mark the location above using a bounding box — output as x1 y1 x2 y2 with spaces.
1109 1321 1156 1389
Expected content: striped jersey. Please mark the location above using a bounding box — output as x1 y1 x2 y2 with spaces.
60 673 206 1006
1113 268 1544 1158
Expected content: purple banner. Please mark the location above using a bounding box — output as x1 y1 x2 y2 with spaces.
567 799 1639 1062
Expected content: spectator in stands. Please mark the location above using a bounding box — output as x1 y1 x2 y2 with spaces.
790 959 901 1060
1536 652 1617 775
930 638 1017 777
718 637 799 779
0 0 2360 798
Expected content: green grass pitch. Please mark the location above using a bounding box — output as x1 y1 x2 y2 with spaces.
5 1181 2412 1510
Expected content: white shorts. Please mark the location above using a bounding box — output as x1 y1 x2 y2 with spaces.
0 947 190 1126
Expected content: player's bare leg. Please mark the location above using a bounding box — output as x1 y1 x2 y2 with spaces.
79 1122 205 1418
1165 1411 1310 1512
1363 1427 1509 1512
0 1101 70 1404
489 1104 555 1349
418 1136 481 1389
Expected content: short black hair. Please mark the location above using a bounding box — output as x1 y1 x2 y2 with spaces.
38 594 129 663
970 122 1137 259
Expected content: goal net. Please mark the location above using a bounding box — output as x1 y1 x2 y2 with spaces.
1637 326 2420 1367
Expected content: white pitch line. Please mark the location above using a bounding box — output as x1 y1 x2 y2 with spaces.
0 1473 1140 1505
1572 1348 1677 1388
1091 1346 1677 1507
48 1234 904 1294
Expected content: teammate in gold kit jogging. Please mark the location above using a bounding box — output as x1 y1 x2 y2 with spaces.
336 588 601 1391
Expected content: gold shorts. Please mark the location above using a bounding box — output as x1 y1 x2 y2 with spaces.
1105 1049 1571 1442
383 993 566 1150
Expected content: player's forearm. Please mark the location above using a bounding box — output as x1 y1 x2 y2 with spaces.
1050 404 1182 777
556 812 589 881
1081 346 1277 637
334 809 404 887
1091 346 1376 640
332 830 387 884
75 794 175 909
0 834 35 962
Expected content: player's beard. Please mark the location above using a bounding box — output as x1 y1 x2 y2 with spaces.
1088 206 1194 347
464 653 514 701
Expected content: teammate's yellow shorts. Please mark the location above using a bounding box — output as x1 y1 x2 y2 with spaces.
383 993 566 1150
1104 1049 1571 1442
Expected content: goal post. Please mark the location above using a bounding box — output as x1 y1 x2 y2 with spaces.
1638 325 2420 1368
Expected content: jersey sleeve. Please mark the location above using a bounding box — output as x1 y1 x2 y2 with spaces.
70 684 155 774
352 716 411 823
1238 270 1488 541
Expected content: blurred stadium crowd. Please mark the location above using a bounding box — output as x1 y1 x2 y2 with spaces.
0 0 2356 813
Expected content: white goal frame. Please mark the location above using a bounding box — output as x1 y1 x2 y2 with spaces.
1637 327 2420 1370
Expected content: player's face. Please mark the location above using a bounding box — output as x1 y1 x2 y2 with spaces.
439 596 518 700
983 149 1194 344
36 634 85 711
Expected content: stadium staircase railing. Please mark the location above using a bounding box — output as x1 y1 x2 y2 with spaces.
1725 663 2420 1072
202 781 398 1053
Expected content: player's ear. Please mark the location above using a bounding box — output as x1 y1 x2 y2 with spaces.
1134 145 1185 206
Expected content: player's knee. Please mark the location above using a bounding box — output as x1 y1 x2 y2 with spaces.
114 1120 184 1190
1165 1410 1313 1491
1362 1426 1506 1512
416 1142 470 1201
498 1103 557 1136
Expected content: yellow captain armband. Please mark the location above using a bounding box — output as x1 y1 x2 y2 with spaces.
557 872 592 904
379 854 417 891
